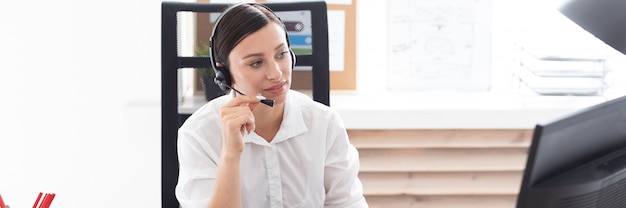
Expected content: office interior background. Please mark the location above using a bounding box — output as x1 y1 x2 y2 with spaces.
1 0 624 207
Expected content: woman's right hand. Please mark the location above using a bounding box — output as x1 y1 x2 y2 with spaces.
218 95 260 157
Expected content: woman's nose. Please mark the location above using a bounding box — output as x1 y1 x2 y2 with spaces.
266 61 283 81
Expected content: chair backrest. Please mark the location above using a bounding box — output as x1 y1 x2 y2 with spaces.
161 1 329 207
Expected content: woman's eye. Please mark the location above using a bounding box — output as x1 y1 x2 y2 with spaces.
250 60 262 68
277 51 289 59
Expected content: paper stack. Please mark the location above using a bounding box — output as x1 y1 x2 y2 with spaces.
514 38 609 96
515 46 607 95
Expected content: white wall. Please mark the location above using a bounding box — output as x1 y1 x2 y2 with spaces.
0 0 162 207
354 0 387 93
356 0 626 98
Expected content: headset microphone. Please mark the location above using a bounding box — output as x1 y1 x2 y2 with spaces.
214 76 275 107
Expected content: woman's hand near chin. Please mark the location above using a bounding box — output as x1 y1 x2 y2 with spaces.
218 95 259 157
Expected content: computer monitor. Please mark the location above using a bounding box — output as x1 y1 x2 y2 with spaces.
516 95 626 208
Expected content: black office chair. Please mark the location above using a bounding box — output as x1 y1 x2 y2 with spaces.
161 1 329 207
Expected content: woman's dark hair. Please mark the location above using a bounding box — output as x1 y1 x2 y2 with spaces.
212 4 286 70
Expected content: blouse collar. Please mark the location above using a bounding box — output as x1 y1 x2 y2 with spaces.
243 90 308 146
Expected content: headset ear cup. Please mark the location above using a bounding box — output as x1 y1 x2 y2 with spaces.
213 69 229 91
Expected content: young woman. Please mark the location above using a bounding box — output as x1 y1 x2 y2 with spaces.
175 3 368 208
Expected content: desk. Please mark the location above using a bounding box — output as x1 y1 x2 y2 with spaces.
179 91 607 129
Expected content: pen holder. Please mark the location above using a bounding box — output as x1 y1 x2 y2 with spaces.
0 192 55 208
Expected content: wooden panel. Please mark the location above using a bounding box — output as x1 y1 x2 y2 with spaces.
358 148 528 172
352 129 529 207
365 195 517 208
348 129 532 148
327 3 356 90
360 171 522 195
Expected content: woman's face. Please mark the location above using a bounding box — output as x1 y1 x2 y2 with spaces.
228 22 292 105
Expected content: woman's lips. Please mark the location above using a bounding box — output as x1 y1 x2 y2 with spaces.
265 82 286 94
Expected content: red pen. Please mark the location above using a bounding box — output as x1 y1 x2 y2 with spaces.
32 192 43 208
38 193 49 208
48 193 56 208
0 193 6 208
41 193 55 208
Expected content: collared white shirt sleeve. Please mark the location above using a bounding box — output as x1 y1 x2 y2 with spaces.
175 90 368 208
322 109 368 208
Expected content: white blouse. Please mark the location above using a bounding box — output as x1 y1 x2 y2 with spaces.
176 90 368 208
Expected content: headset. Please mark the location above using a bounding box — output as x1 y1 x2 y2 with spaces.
209 3 296 92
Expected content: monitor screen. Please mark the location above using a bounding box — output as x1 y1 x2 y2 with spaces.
516 95 626 208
